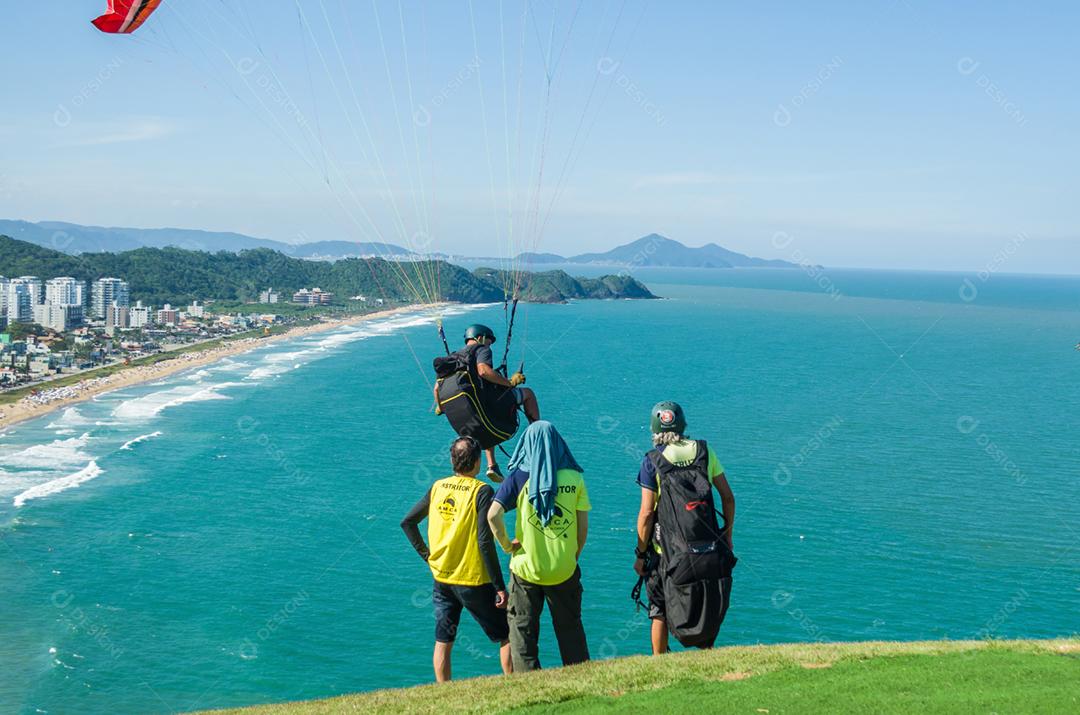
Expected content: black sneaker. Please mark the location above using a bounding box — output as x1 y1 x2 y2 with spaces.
486 463 504 483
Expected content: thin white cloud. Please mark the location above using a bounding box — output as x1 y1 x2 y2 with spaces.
53 118 178 148
632 171 728 189
632 166 952 190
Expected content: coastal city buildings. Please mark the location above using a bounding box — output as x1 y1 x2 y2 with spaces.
105 304 130 335
45 277 86 307
129 301 152 328
91 278 130 319
32 302 83 333
156 304 180 327
1 266 363 393
292 287 333 305
4 277 37 323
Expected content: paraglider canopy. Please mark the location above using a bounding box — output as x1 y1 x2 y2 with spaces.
92 0 161 34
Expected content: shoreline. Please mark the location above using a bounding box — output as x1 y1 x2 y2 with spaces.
0 303 449 432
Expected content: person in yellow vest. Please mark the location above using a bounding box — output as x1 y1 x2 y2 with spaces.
401 436 512 682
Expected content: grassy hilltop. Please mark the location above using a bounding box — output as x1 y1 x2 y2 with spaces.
198 638 1079 715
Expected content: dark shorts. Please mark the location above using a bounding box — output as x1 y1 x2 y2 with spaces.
646 567 665 621
432 581 509 644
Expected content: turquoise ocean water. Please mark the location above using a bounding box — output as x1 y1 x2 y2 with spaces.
1 268 1078 714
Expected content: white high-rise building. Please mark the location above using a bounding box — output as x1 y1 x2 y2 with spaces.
4 278 37 323
129 301 152 328
0 276 8 321
92 278 130 319
33 303 83 332
15 276 43 305
45 277 86 307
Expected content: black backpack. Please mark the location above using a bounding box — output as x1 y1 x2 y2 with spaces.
432 344 519 449
650 440 736 648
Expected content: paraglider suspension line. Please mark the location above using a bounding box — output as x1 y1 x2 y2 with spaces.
498 297 520 375
437 320 451 356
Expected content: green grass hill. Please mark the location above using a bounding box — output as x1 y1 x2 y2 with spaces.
198 638 1078 714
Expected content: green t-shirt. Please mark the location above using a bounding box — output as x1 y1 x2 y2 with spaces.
494 468 591 586
637 439 725 492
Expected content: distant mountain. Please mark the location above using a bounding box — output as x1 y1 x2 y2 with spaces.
515 233 797 269
0 220 411 259
515 252 568 264
0 235 657 306
1 222 796 269
0 219 289 254
290 240 412 258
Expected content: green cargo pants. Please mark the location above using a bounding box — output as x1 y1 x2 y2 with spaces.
507 566 590 671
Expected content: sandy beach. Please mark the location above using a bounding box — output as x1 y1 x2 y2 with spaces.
0 304 443 431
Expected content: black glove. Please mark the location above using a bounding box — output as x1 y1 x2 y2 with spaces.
634 547 653 577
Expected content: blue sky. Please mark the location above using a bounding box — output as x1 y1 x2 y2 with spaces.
1 1 1077 272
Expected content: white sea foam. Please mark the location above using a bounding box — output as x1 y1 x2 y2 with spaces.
264 350 309 363
112 383 241 420
0 468 51 496
377 316 436 331
46 407 91 430
211 358 250 373
0 433 92 470
13 461 104 508
245 365 291 381
120 431 163 451
310 330 371 351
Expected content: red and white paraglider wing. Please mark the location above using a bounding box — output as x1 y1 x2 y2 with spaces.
92 0 162 34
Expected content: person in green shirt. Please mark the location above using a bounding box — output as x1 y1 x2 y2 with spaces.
487 421 591 671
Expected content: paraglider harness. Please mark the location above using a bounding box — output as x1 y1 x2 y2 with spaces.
433 300 523 451
630 440 737 649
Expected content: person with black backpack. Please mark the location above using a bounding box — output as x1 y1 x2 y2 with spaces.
633 401 737 653
432 324 541 481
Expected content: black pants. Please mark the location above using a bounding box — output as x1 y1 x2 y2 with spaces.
507 567 589 671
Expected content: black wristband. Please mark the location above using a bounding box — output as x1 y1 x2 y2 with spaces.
634 546 649 558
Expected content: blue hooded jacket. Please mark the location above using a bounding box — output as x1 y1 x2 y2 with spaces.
507 421 584 527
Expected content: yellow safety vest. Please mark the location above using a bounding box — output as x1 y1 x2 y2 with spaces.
427 475 489 586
